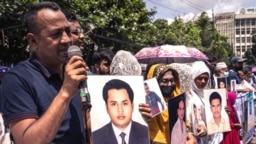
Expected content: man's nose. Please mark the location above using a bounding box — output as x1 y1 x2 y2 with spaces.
117 104 123 113
61 31 71 44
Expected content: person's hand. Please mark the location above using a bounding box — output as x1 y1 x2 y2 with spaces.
62 56 87 98
234 123 242 128
139 103 152 122
186 133 196 144
196 124 206 137
224 106 230 114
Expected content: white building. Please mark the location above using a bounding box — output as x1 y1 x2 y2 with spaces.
215 8 256 57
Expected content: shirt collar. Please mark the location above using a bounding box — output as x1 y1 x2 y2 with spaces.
211 117 225 126
29 53 63 79
112 121 132 144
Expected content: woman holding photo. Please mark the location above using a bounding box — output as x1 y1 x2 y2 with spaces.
222 92 241 144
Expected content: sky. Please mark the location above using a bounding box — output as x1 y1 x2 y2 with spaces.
143 0 256 23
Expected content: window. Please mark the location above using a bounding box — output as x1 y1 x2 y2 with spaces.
236 22 240 26
241 20 245 26
242 46 246 52
247 37 251 43
241 29 245 34
252 28 256 34
242 37 245 43
236 29 240 35
246 19 250 25
236 37 240 43
247 28 251 34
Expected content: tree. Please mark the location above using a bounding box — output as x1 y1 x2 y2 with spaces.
0 0 36 65
194 12 234 63
0 0 156 64
0 0 234 65
167 18 202 49
55 0 156 52
249 32 256 65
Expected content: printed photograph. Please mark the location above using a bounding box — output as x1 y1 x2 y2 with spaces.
217 77 227 89
168 93 187 144
144 78 166 117
88 76 150 144
230 79 236 92
204 89 231 135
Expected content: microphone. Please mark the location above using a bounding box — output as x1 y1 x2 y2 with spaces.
67 45 91 110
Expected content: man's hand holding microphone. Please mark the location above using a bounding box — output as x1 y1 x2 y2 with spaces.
64 45 91 110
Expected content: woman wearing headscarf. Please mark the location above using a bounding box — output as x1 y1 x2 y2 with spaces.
222 92 241 144
110 50 142 75
144 64 180 144
186 61 210 144
141 63 195 144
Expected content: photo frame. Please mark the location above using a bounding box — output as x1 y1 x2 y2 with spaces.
88 75 150 144
168 93 187 144
230 79 236 92
144 78 166 117
217 77 227 89
204 89 231 135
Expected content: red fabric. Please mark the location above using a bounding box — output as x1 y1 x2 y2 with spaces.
222 92 240 144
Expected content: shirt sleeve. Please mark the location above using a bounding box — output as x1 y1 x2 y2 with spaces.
2 72 38 124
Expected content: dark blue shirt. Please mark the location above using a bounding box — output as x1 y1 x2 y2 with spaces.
227 70 241 85
1 57 86 144
145 91 164 110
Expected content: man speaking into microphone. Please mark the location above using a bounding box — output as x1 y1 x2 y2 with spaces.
1 2 87 144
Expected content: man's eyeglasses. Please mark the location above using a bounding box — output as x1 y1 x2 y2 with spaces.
71 28 84 36
159 78 175 84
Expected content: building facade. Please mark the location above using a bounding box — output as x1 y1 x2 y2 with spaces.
215 8 256 57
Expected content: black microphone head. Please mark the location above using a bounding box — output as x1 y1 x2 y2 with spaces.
67 45 82 58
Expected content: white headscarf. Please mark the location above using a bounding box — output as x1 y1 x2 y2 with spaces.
191 61 210 97
110 50 142 75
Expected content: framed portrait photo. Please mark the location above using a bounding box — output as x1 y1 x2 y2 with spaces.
204 89 231 135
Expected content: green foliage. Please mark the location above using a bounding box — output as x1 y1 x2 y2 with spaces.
248 33 256 65
194 13 233 63
244 50 256 66
0 0 36 65
0 0 233 65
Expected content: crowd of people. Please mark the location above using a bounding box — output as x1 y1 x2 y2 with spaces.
0 1 255 144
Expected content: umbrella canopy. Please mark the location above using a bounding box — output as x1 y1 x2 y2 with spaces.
135 45 208 64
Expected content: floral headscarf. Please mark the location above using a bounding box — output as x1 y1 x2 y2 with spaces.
146 64 181 98
110 50 141 75
144 63 181 144
170 63 192 93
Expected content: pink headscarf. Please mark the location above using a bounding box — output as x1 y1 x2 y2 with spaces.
227 92 239 123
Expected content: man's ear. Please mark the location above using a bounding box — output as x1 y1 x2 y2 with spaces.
105 104 108 114
132 103 134 112
27 33 38 49
95 64 99 72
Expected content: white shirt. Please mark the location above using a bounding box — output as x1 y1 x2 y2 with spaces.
112 121 132 144
207 117 231 135
171 119 187 144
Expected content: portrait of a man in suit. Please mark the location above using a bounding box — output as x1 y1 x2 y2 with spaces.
92 79 149 144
